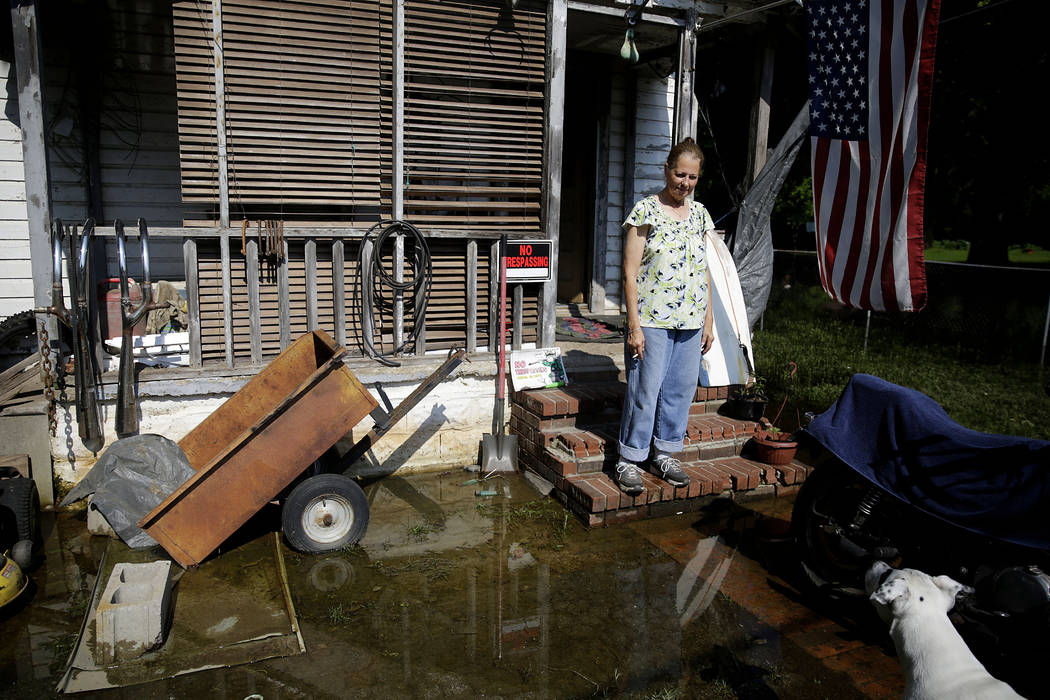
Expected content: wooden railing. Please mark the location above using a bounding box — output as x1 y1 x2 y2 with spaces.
94 227 540 369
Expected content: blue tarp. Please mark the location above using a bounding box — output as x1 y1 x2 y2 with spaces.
804 374 1050 549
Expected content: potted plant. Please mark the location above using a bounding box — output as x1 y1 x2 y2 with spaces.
753 418 799 465
725 376 767 421
751 362 800 465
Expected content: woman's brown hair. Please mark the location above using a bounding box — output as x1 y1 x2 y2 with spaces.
666 137 704 170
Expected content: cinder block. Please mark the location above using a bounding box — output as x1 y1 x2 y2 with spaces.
95 561 173 665
86 496 118 539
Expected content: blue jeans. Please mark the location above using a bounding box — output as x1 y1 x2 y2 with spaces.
618 327 703 463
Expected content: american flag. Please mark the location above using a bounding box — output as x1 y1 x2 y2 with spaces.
807 0 941 312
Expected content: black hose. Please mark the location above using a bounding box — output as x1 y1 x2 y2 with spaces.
357 220 432 367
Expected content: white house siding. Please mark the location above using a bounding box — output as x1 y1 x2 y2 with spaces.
0 60 32 321
44 0 185 283
603 70 675 312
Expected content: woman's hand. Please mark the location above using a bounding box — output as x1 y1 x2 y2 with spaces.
701 326 714 354
627 327 645 361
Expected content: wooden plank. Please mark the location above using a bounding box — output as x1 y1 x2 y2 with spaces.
332 240 345 347
10 1 58 389
745 36 775 188
393 0 405 221
184 239 203 367
246 239 262 363
212 0 230 227
512 283 523 350
220 231 234 367
673 8 698 146
488 240 498 350
305 239 317 330
466 239 477 353
539 0 566 348
591 87 611 314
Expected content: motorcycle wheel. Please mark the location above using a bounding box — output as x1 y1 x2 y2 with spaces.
791 465 897 597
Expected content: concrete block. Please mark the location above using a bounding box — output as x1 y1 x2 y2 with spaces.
95 561 173 665
85 496 118 539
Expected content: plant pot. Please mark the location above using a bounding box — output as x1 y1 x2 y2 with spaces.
724 397 766 421
752 431 799 465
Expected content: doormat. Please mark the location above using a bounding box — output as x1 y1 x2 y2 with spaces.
555 315 623 342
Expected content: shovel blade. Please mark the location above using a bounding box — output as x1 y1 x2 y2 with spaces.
479 433 518 472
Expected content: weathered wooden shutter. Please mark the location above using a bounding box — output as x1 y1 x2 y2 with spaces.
172 0 220 223
173 0 390 224
402 0 545 232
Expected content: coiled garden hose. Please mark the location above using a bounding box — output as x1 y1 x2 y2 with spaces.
357 220 432 367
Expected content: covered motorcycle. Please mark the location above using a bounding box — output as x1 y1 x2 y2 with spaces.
791 373 1050 688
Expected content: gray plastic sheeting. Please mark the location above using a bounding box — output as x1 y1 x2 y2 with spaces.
61 434 195 549
732 104 811 329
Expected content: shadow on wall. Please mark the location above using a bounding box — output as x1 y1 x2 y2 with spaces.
341 402 451 482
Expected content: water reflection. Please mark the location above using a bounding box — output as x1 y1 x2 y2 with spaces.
1 471 885 698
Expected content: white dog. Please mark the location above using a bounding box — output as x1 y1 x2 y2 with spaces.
865 561 1024 700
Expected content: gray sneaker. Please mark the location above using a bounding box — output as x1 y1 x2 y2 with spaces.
651 455 690 487
614 460 645 495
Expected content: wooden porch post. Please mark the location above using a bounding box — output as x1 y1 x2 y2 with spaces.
212 0 234 366
745 34 776 188
673 8 698 144
539 0 567 348
10 2 55 361
11 0 54 506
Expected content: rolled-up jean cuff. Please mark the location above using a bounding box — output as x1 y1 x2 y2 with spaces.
653 437 684 454
617 441 650 463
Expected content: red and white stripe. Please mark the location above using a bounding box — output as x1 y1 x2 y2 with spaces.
812 0 941 312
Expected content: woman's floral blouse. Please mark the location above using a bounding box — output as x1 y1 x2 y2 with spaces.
623 195 714 329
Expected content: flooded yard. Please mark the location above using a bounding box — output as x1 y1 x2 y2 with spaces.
2 471 905 699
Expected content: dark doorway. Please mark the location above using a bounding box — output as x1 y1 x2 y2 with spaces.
557 52 610 305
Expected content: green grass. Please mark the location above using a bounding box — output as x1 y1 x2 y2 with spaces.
753 285 1049 440
924 241 1050 265
1008 245 1050 264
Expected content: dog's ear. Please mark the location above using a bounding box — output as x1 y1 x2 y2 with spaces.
932 574 972 600
870 576 910 607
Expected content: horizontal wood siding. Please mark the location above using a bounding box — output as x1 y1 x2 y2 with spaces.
174 0 392 225
0 61 32 320
402 0 546 232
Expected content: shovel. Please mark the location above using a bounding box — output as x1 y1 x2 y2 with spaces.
479 234 517 473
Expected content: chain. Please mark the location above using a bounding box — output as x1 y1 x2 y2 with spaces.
37 318 57 436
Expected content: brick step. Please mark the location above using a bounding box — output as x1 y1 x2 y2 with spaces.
527 454 812 527
513 382 732 423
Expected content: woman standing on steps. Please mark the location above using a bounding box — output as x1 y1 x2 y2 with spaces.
615 137 715 496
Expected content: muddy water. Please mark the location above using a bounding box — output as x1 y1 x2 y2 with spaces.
1 472 899 699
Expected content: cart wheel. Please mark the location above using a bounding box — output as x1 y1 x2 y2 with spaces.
282 474 369 554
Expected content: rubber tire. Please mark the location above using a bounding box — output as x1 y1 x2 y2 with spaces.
790 465 880 598
281 474 369 554
0 477 40 548
0 310 39 373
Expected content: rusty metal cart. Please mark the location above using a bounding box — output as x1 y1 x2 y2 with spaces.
138 330 466 568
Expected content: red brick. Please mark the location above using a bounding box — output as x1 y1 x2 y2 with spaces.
541 416 578 430
575 454 606 474
567 475 606 512
717 457 765 490
694 462 733 492
521 390 561 417
590 476 623 511
555 432 587 457
637 470 671 503
678 464 708 498
541 447 577 476
731 456 768 487
775 461 804 485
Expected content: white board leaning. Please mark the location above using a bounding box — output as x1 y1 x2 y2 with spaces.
700 232 754 387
